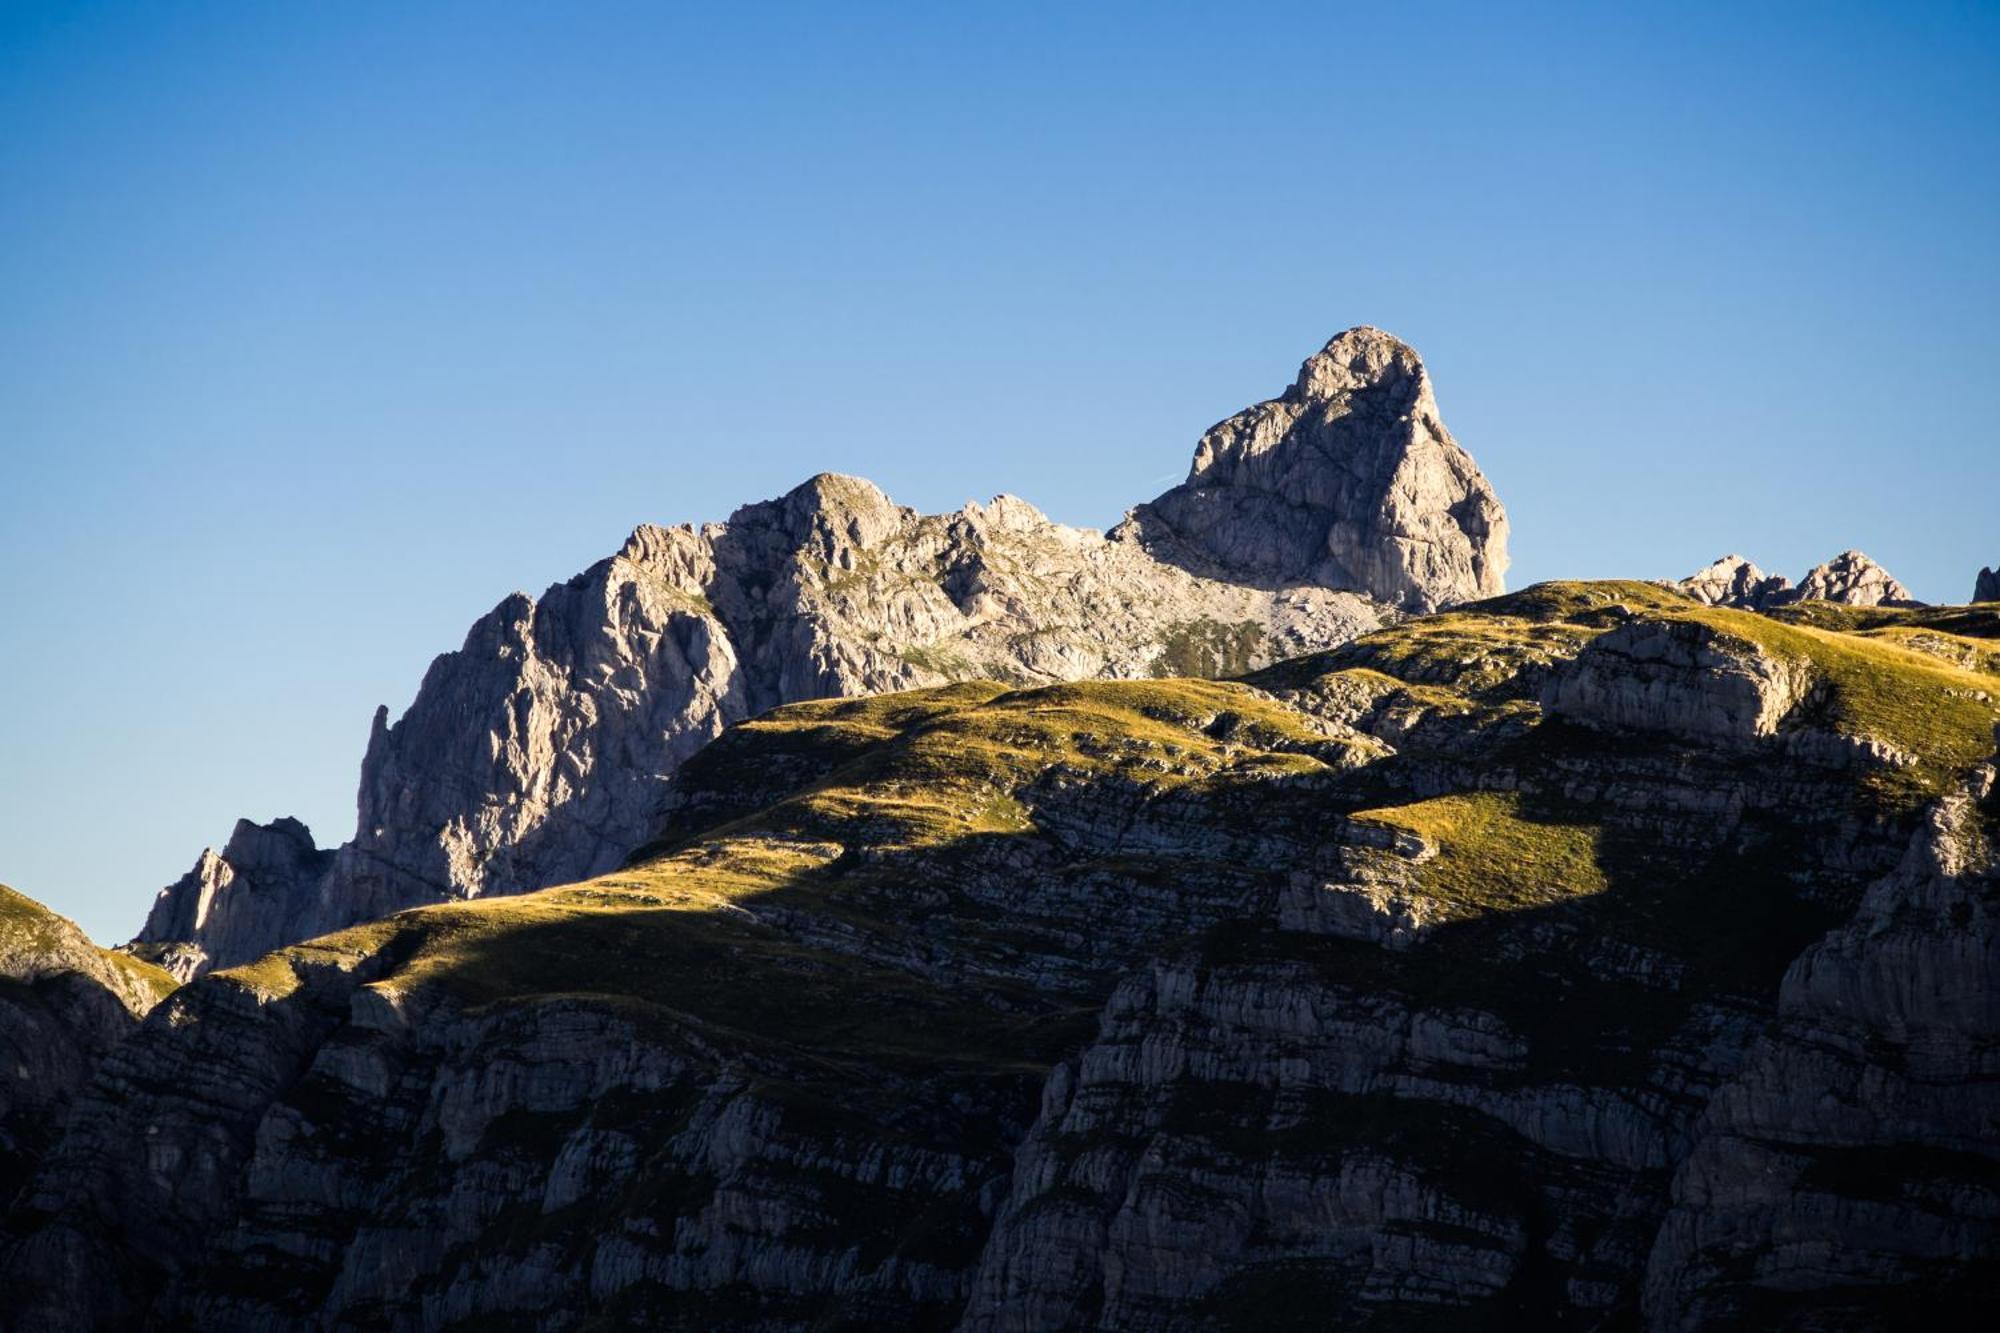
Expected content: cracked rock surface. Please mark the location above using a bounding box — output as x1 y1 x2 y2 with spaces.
134 328 1508 979
9 583 1998 1330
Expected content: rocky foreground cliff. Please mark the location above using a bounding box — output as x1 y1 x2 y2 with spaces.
7 582 1996 1330
134 327 1508 979
0 888 174 1209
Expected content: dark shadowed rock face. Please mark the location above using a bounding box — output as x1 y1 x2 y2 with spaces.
10 584 1998 1331
0 885 174 1211
1119 327 1508 613
133 330 1512 979
1976 566 1999 604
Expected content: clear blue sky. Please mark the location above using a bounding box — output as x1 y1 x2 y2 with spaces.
3 1 1996 942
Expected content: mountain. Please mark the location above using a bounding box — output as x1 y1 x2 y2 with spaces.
7 584 1997 1329
132 327 1507 979
1676 550 1918 610
0 885 176 1209
1119 326 1507 608
1977 566 1999 604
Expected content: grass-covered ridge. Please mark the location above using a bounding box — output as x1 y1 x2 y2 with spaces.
210 671 1380 1071
1674 600 2000 800
1 881 179 1009
207 581 2000 1061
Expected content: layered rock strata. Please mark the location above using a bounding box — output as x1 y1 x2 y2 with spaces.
0 885 175 1209
10 584 1998 1330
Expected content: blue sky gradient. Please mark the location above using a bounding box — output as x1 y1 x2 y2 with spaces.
3 1 1996 940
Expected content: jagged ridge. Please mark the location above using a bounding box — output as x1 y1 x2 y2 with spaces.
135 328 1509 979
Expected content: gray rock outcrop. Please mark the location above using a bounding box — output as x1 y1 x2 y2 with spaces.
135 330 1508 978
1643 764 2000 1327
1677 548 1919 609
1119 327 1508 612
1542 619 1814 745
1676 555 1793 610
1794 549 1917 606
138 818 330 979
1976 566 1999 604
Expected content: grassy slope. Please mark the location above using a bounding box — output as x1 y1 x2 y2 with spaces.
209 582 2000 1073
212 675 1368 1087
0 881 178 1009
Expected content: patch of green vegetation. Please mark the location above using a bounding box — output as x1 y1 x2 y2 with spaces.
0 882 178 1006
1764 600 2000 641
1674 602 2000 804
1349 791 1607 920
102 949 181 1007
1149 617 1267 679
1466 579 1696 621
0 882 69 955
1249 582 1668 703
894 642 982 681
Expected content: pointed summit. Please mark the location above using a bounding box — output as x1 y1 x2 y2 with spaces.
1677 555 1793 609
1675 549 1920 610
1119 327 1508 611
1793 549 1916 607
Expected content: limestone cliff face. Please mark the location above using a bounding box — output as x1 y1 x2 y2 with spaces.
1120 327 1509 612
12 585 1999 1330
1642 766 2000 1328
135 330 1509 979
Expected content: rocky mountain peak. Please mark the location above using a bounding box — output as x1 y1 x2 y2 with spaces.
772 471 908 547
1793 548 1917 606
1676 554 1794 610
128 327 1510 978
1676 549 1919 610
1120 325 1508 612
1285 323 1428 411
1974 565 1998 604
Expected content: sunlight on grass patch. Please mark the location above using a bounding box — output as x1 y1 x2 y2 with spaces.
1351 791 1607 919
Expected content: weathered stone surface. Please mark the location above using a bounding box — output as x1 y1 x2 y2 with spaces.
1642 765 2000 1328
1679 549 1919 610
1675 555 1793 610
135 330 1512 977
134 477 1388 976
1793 549 1918 607
1119 327 1508 612
136 819 331 980
1975 566 2000 604
10 583 1997 1330
0 885 173 1210
1542 618 1814 745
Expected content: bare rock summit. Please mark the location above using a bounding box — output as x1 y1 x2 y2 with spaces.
1118 326 1509 612
1675 555 1794 610
133 329 1509 977
1794 548 1917 606
1976 566 1999 604
1678 548 1919 609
